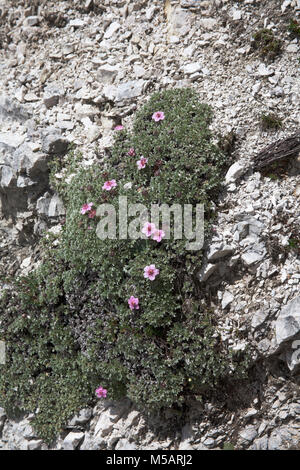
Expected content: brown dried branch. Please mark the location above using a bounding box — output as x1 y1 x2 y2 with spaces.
253 131 300 169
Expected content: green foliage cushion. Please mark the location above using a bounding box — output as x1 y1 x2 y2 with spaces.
0 89 247 442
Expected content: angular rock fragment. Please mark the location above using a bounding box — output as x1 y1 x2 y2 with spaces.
275 296 300 346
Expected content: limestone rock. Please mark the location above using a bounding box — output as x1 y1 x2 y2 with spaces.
42 133 69 155
225 162 244 184
275 296 300 346
62 432 85 450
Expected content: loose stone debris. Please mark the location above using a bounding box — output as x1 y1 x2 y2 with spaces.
0 0 299 450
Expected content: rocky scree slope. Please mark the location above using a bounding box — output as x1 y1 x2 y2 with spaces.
0 0 300 450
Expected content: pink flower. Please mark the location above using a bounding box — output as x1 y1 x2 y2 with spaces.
81 202 93 214
114 125 124 131
152 229 165 242
102 179 117 191
88 209 96 219
128 296 139 310
142 222 156 237
95 386 107 398
144 264 159 281
137 157 148 170
128 148 135 156
152 111 165 122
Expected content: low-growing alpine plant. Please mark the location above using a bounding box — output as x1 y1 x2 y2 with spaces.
0 88 249 443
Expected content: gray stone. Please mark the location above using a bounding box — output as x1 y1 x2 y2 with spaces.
241 244 266 266
1 143 48 196
48 194 65 217
1 165 15 187
104 22 121 39
0 131 26 148
74 103 99 120
166 7 192 36
36 194 50 215
181 0 202 9
253 435 268 450
0 95 30 123
285 340 300 371
24 16 40 27
221 291 234 309
97 65 119 85
68 408 92 427
257 63 273 77
251 310 269 330
115 439 137 450
225 162 244 184
207 244 234 261
94 413 114 438
27 439 43 450
133 65 146 78
244 408 258 419
56 121 74 131
268 431 282 450
286 44 298 53
182 62 202 75
198 263 218 282
232 9 242 20
239 425 258 443
146 6 157 21
275 296 300 346
43 85 64 109
69 19 86 28
115 80 145 102
0 407 6 431
42 133 69 155
103 80 145 103
199 18 218 30
122 410 140 430
202 437 215 448
235 221 249 239
81 433 106 450
62 432 85 450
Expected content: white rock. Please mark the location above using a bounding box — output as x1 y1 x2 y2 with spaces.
207 244 234 261
222 291 234 309
281 0 292 13
21 256 31 269
251 310 269 330
62 432 84 450
182 62 202 75
48 194 65 217
275 296 300 346
225 162 244 184
199 18 217 30
97 65 119 84
170 35 180 44
0 132 25 148
69 19 86 28
104 22 121 39
24 16 39 27
27 440 43 450
103 80 145 102
241 249 265 266
133 65 146 78
146 6 156 21
43 86 64 109
94 413 114 438
232 9 242 20
68 409 92 426
257 63 274 77
286 44 298 53
115 439 137 450
239 426 258 442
